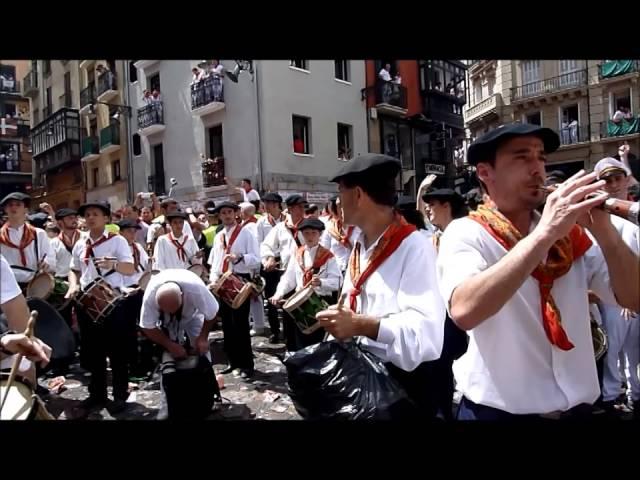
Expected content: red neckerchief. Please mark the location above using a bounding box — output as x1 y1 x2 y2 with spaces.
59 229 80 254
84 232 117 265
296 244 334 286
285 217 303 247
221 223 243 272
169 232 189 262
348 217 416 312
0 222 37 267
241 215 257 228
267 212 285 227
328 219 354 249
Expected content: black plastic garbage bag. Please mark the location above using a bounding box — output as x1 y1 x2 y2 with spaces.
284 340 415 420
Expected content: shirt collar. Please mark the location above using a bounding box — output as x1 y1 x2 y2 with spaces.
306 244 319 256
224 224 238 235
88 229 109 244
8 223 25 233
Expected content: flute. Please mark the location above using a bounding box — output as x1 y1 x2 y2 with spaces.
540 185 639 226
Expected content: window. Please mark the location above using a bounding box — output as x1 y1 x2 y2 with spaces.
612 88 631 116
424 60 465 96
45 87 52 114
488 77 495 96
129 61 138 83
290 60 308 71
132 133 141 156
559 60 580 87
112 160 121 181
207 125 224 158
526 111 542 126
560 104 580 145
148 73 161 92
92 167 99 188
337 123 353 160
33 109 39 125
152 144 166 194
335 60 350 82
2 102 16 118
292 115 311 154
473 79 482 104
43 60 51 76
521 60 541 96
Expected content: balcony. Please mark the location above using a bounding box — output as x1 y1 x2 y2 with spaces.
22 70 38 97
1 118 30 139
79 60 95 70
600 117 640 140
79 83 96 115
0 79 20 95
556 123 590 147
97 71 118 102
59 92 72 109
202 157 225 188
30 108 81 172
133 60 160 70
464 93 503 124
81 136 100 162
371 80 408 117
99 123 120 154
511 69 588 102
599 60 640 80
191 76 225 116
137 102 165 136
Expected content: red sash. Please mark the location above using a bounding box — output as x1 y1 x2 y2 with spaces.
285 218 303 247
296 245 334 286
221 224 243 272
0 222 37 267
328 220 354 250
241 216 257 228
84 233 117 265
348 219 416 312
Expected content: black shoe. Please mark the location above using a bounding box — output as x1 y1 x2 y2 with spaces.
240 369 254 379
220 366 234 375
110 399 128 414
79 396 107 411
269 333 281 344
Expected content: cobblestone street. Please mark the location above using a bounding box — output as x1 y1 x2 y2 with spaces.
39 328 301 420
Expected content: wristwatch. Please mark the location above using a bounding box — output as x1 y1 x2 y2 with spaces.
0 330 17 355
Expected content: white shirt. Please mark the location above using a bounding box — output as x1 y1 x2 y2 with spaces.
612 110 625 122
437 216 617 414
0 224 55 284
275 245 342 298
242 189 261 203
49 231 85 278
70 230 134 291
123 241 150 287
208 224 260 283
256 213 284 244
153 232 201 271
211 64 225 77
260 220 304 271
135 221 149 246
341 229 445 372
379 68 391 82
147 220 193 245
139 269 219 343
320 222 360 272
240 221 260 274
1 254 21 304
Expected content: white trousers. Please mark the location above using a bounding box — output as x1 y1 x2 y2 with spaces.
601 304 640 402
250 295 265 329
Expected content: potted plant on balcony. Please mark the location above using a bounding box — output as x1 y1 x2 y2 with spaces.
200 154 225 188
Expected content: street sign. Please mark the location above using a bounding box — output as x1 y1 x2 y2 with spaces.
425 163 446 175
306 191 334 204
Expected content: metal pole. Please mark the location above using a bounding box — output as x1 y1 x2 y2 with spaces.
253 62 265 192
123 61 135 203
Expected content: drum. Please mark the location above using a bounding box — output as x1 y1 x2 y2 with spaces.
26 298 76 361
0 372 55 420
282 286 329 334
210 271 253 309
49 278 71 311
76 278 124 324
250 275 266 296
26 272 55 300
188 264 207 283
589 308 608 361
138 270 160 291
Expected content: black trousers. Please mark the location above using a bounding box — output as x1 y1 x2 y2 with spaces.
386 362 439 420
261 268 283 336
220 293 254 371
77 294 138 401
123 289 158 378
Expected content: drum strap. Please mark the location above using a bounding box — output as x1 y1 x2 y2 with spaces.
87 247 116 278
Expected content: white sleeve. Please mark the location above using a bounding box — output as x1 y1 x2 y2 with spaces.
139 286 161 329
147 224 160 244
584 242 618 306
260 226 278 260
153 236 166 270
192 284 219 320
1 254 21 304
70 241 84 272
240 230 260 270
319 230 331 249
275 255 296 298
38 230 56 273
376 236 446 371
436 220 489 315
138 244 150 270
186 237 201 265
318 256 342 295
208 236 223 284
114 236 134 263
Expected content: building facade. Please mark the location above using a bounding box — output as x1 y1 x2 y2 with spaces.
127 60 368 206
464 60 640 179
363 59 467 197
1 60 32 200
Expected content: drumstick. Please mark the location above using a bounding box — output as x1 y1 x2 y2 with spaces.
0 310 38 415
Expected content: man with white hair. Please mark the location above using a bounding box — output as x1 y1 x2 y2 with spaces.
139 268 220 419
239 202 266 336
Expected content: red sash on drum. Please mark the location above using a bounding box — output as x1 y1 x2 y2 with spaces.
296 245 334 287
221 224 243 273
348 218 415 313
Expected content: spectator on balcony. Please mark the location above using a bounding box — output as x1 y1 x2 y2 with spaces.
209 60 224 102
210 60 225 78
379 63 392 82
191 67 204 85
569 119 578 143
393 73 402 85
434 81 442 91
142 89 153 104
151 89 162 103
446 82 455 96
612 106 632 123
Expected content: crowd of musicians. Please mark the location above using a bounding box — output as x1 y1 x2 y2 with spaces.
1 123 639 421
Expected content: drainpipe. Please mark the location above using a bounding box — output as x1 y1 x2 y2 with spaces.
124 61 135 203
253 62 265 191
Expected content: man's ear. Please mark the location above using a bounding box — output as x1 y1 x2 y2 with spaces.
475 162 492 187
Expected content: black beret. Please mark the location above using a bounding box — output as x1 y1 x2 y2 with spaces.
206 207 217 215
329 153 401 182
1 192 31 207
160 197 178 207
298 218 325 231
467 123 560 166
262 192 283 203
78 201 110 216
395 195 416 211
421 188 465 207
117 219 141 230
165 210 188 220
213 201 239 213
27 212 50 229
285 194 306 206
55 208 77 220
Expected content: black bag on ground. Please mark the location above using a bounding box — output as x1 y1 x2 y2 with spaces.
284 340 415 420
162 355 219 420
